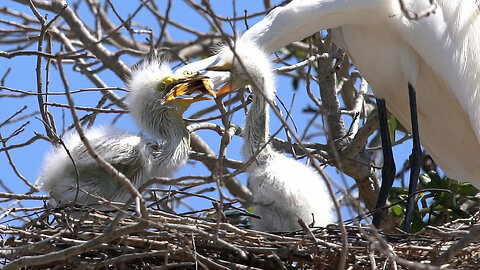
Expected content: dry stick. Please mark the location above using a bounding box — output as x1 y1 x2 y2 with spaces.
3 219 147 269
27 0 66 140
0 105 28 127
190 133 252 201
1 230 66 258
86 95 108 128
144 2 207 37
0 129 39 192
341 109 379 159
20 0 132 80
0 86 127 96
0 200 27 223
211 98 238 240
45 32 52 116
0 67 11 86
185 99 250 123
314 35 347 161
298 218 342 251
188 91 244 119
434 225 480 266
43 102 126 113
308 35 347 270
0 50 92 59
185 0 221 34
159 222 248 260
98 249 185 267
0 192 49 200
316 61 373 219
2 122 30 144
49 26 127 109
275 52 338 73
86 0 149 51
146 1 166 38
0 134 43 152
155 0 171 48
368 231 442 270
187 122 228 135
301 46 377 212
189 150 244 170
187 0 285 22
56 60 147 218
318 44 391 230
271 137 330 159
345 77 368 139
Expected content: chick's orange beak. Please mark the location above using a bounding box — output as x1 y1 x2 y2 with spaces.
215 80 246 96
206 62 246 96
164 74 216 104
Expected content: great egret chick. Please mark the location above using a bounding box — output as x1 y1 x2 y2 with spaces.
211 40 334 231
42 127 160 206
41 60 215 207
128 58 215 177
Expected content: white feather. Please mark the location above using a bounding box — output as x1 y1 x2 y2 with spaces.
41 126 152 206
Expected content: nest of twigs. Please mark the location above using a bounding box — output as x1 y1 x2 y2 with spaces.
2 202 480 270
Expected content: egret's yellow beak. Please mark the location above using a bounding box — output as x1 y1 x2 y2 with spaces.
164 73 216 104
206 62 247 96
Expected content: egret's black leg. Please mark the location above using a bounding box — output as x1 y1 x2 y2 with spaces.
372 98 396 228
403 83 421 233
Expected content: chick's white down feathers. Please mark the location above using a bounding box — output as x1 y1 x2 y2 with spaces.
219 40 334 231
41 126 157 206
128 59 172 125
128 59 187 140
248 154 334 231
127 58 193 177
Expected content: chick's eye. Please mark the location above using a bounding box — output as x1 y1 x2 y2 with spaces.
159 83 166 90
183 70 193 76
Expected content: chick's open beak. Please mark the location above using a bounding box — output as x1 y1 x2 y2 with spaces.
164 74 216 104
206 62 246 96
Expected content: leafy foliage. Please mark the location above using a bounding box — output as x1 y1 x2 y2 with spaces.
389 171 480 233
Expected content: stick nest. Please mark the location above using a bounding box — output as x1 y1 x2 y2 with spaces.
2 204 480 269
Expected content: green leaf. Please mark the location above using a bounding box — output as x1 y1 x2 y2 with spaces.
428 171 444 186
457 184 479 196
392 204 403 216
387 115 398 143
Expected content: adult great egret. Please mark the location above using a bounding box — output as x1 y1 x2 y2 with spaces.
179 0 480 231
41 60 215 207
209 40 333 231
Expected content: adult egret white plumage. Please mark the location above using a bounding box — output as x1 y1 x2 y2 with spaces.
41 60 215 207
209 40 333 231
179 0 480 231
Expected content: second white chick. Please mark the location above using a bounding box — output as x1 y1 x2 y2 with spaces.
213 40 334 231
